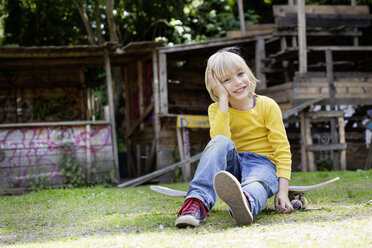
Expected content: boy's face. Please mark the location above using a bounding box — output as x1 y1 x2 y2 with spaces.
220 68 251 101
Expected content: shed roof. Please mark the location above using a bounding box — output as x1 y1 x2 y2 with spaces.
0 41 163 68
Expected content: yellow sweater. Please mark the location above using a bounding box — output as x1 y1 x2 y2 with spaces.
208 95 292 180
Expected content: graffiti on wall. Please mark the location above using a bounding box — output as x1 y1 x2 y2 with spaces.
0 88 83 123
0 125 112 188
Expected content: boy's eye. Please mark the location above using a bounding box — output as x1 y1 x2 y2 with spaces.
222 78 230 83
237 72 244 76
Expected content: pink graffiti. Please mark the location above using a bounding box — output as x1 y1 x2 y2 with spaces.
0 125 112 188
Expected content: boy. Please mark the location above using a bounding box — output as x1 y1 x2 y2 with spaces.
175 47 293 228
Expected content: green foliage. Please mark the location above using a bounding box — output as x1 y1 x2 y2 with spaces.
57 142 117 188
0 0 270 46
29 169 51 192
59 143 87 187
2 0 87 46
182 0 261 41
316 159 333 171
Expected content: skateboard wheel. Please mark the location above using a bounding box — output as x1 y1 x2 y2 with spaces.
300 197 307 209
291 199 303 210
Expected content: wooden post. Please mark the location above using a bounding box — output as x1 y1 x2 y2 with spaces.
16 89 22 122
137 60 144 131
365 136 372 170
176 127 185 161
290 0 297 48
281 37 290 82
255 37 267 90
152 50 161 171
325 50 336 108
136 144 141 177
86 89 92 121
158 52 168 116
300 111 308 172
325 49 340 170
338 117 347 171
351 0 359 46
86 124 91 181
182 128 191 181
305 117 316 171
176 127 191 182
237 0 246 36
123 65 133 176
297 0 307 73
104 48 120 181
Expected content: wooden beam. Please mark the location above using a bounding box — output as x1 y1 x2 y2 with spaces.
137 60 144 131
86 124 91 181
237 0 246 36
305 116 316 171
274 30 363 37
182 128 191 181
282 94 327 119
0 120 109 129
157 35 260 54
297 0 307 73
255 37 267 90
152 51 162 171
307 143 347 151
104 49 120 181
274 5 370 16
338 117 347 170
158 53 168 115
309 46 372 51
117 153 202 187
304 110 344 119
325 50 335 108
300 111 308 172
125 103 154 138
365 136 372 170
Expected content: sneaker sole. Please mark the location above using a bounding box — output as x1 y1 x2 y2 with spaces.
213 171 253 225
175 215 206 228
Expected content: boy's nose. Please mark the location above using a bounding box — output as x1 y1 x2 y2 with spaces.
233 77 243 86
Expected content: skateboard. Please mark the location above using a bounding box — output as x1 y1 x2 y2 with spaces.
150 177 340 209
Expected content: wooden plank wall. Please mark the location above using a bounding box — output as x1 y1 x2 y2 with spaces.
124 56 156 177
0 87 86 123
167 56 212 114
0 68 83 88
0 124 114 188
293 76 372 104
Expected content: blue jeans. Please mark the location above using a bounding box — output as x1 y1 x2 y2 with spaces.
186 135 279 218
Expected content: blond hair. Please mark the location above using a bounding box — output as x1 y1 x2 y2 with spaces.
205 48 258 102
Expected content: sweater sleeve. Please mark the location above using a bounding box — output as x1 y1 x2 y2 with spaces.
208 103 231 139
265 99 292 180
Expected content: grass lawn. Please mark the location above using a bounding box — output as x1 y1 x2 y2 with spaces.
0 170 371 248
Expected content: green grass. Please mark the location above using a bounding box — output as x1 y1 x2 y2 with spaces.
0 170 371 247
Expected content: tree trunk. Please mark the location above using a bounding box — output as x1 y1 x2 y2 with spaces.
72 0 96 45
104 0 119 42
94 0 104 44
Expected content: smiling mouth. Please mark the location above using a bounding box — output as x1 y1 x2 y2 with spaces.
234 86 246 94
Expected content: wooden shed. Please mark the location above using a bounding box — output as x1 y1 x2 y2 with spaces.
121 2 372 186
0 43 137 193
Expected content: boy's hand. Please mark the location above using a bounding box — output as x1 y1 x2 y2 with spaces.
208 70 228 99
275 191 293 214
275 178 294 214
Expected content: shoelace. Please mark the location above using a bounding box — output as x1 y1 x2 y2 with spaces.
178 198 210 218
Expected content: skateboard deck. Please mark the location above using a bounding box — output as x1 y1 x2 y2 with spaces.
150 177 340 209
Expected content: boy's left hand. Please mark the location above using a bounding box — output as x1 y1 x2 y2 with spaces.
275 177 294 214
275 191 294 214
